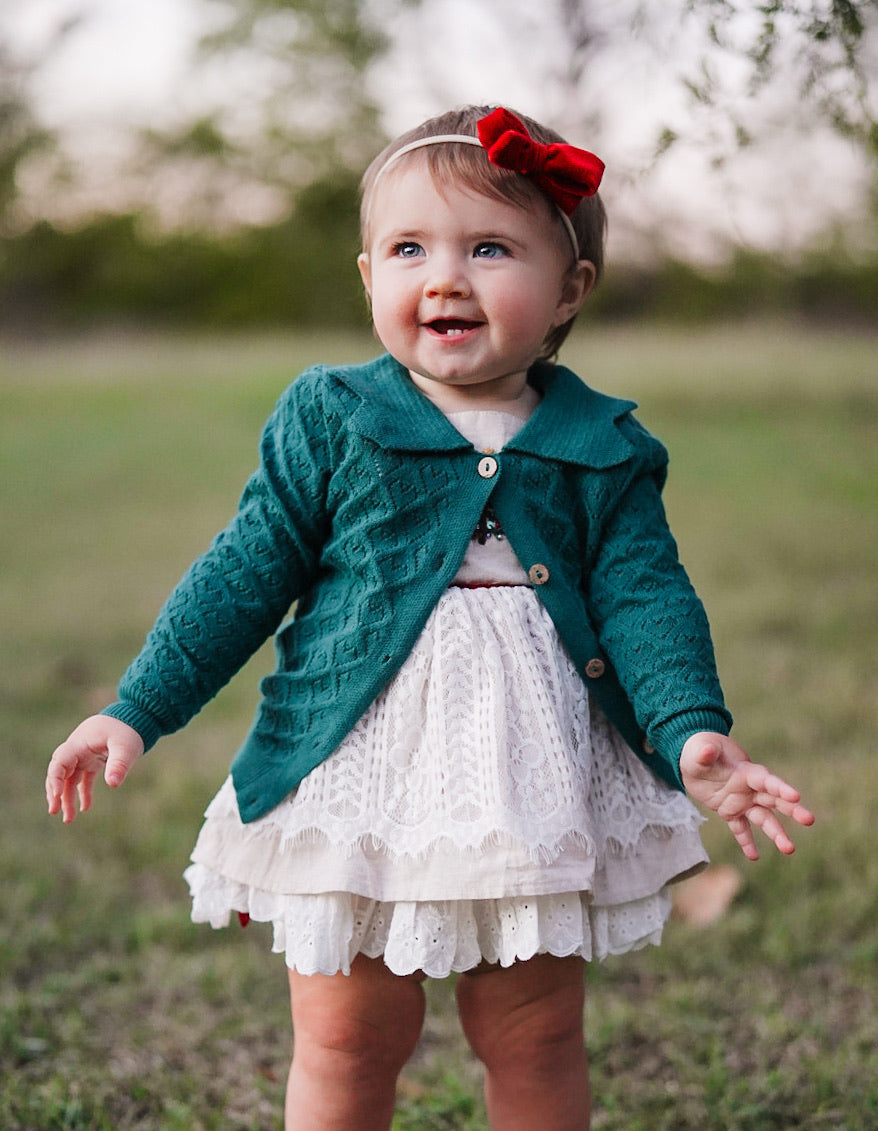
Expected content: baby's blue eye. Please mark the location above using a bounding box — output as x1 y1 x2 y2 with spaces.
394 242 423 258
474 242 507 259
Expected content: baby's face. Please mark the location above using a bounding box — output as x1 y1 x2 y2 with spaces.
358 159 593 408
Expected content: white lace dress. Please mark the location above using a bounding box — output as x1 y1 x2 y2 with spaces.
184 410 708 977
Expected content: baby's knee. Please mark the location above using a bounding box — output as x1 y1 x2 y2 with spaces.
301 1011 413 1080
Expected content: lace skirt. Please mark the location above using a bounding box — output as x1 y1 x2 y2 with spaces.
185 586 707 977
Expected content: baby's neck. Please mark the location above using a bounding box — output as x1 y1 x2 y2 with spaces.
411 374 540 419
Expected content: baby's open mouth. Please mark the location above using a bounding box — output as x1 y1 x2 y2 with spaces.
427 319 482 336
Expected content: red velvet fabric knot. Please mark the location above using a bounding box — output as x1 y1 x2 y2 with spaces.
477 107 605 216
494 131 544 176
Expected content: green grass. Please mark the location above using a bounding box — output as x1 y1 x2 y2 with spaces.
2 321 876 1129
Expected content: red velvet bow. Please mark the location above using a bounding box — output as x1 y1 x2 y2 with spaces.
476 108 604 215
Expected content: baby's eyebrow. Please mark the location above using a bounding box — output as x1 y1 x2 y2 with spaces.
379 228 426 246
469 230 527 251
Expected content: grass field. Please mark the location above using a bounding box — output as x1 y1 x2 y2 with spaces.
2 322 876 1129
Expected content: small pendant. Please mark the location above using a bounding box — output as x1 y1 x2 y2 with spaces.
473 506 505 545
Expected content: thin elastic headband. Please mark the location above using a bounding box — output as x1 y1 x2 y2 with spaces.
370 133 581 258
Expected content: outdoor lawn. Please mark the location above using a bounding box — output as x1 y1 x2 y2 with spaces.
2 322 876 1129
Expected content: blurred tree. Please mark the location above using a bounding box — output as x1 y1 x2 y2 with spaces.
5 0 875 234
662 0 878 161
0 20 75 236
134 0 390 228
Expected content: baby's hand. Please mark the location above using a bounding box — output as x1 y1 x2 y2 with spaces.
46 715 144 823
680 733 814 861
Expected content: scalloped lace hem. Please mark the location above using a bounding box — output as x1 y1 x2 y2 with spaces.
184 865 673 977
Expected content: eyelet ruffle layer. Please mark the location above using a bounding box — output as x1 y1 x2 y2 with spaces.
185 866 672 977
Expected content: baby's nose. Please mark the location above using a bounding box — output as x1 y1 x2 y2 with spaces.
424 255 471 298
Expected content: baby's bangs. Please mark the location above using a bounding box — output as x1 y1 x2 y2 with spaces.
419 143 542 216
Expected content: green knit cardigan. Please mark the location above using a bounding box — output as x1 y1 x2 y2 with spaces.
102 354 731 822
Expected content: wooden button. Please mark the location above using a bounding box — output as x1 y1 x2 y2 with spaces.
584 658 605 678
528 563 549 585
642 738 656 755
478 455 499 479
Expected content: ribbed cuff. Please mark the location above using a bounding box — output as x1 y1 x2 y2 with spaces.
649 708 733 790
100 701 165 753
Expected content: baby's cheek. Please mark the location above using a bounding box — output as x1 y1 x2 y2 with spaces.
498 293 558 344
373 292 415 335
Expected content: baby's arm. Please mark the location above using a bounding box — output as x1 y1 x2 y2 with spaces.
46 715 144 823
680 733 814 860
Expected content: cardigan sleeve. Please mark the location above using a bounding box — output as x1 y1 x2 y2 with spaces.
586 466 732 788
101 371 333 751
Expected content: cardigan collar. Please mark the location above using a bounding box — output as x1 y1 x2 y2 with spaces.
342 354 636 468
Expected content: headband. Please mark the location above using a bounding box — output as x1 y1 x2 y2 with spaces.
370 108 605 259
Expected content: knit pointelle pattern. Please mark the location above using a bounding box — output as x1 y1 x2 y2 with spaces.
103 355 731 822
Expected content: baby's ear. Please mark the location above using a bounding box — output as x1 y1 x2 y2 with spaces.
357 252 372 297
577 259 597 302
555 259 596 324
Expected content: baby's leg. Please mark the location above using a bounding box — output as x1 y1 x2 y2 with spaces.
456 953 589 1130
285 954 426 1131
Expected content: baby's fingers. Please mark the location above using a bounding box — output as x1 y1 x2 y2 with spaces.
76 771 97 817
742 766 815 828
747 806 797 856
47 762 90 823
790 801 815 828
62 770 97 823
728 808 793 861
104 737 140 789
46 752 80 819
728 815 760 861
739 762 797 800
758 793 815 829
